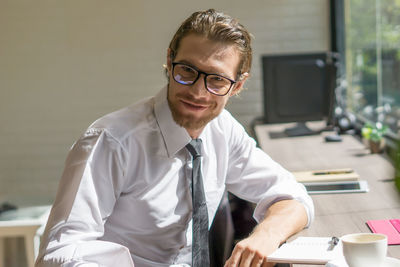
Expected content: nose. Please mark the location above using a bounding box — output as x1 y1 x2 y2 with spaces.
190 74 208 97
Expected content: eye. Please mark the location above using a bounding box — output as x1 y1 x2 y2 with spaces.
209 75 230 85
181 65 196 74
210 76 224 82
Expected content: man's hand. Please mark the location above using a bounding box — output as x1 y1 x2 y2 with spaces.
224 231 279 267
224 199 308 267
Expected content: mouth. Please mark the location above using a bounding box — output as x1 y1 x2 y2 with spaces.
180 99 208 111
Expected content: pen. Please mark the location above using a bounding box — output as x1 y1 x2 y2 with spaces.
327 236 339 251
313 170 353 175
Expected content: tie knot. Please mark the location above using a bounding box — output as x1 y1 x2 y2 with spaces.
186 139 202 158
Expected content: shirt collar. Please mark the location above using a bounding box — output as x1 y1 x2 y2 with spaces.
154 86 192 158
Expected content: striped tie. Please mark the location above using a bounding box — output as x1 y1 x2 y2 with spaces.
186 139 210 267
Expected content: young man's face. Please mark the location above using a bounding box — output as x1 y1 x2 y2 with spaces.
166 34 247 138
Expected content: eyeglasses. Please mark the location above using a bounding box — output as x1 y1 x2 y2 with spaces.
171 62 237 96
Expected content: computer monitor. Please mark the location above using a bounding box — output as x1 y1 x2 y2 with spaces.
262 53 336 136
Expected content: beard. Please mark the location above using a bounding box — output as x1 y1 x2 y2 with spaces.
167 91 220 131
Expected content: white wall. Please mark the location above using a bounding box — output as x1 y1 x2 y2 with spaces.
0 0 330 206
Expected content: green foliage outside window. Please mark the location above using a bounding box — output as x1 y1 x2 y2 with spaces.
346 0 400 133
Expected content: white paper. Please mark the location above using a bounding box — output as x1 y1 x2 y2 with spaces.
267 237 343 265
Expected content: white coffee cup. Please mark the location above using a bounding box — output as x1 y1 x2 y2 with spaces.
341 233 387 267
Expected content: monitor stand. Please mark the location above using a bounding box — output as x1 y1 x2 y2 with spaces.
284 122 319 137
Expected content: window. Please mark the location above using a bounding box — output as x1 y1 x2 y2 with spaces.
344 0 400 136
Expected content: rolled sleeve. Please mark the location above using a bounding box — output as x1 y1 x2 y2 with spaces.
252 174 314 227
36 240 134 267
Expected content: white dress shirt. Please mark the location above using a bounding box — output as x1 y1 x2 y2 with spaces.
36 86 314 267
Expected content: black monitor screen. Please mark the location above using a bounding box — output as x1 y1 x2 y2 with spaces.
262 53 335 125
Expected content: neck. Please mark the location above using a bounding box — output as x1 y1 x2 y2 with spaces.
186 127 204 139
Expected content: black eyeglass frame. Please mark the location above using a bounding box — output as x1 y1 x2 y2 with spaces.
171 62 238 96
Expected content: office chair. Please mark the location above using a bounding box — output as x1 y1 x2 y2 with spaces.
209 192 234 267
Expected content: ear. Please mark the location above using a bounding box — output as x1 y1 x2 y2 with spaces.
230 72 249 96
166 48 173 71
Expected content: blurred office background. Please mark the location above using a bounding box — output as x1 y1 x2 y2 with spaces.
0 0 330 207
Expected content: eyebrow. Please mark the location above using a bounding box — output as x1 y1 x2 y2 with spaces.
175 60 233 79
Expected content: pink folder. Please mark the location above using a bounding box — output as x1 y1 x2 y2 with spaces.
366 219 400 245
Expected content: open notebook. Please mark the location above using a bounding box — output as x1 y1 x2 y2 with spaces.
267 237 343 265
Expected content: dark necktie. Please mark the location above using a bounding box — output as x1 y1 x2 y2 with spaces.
186 139 210 267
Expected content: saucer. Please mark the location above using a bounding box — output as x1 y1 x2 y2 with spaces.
326 256 400 267
385 257 400 267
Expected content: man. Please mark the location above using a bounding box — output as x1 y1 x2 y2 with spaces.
36 9 313 267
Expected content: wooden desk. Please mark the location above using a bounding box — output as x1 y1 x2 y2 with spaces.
255 122 400 265
0 205 51 267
